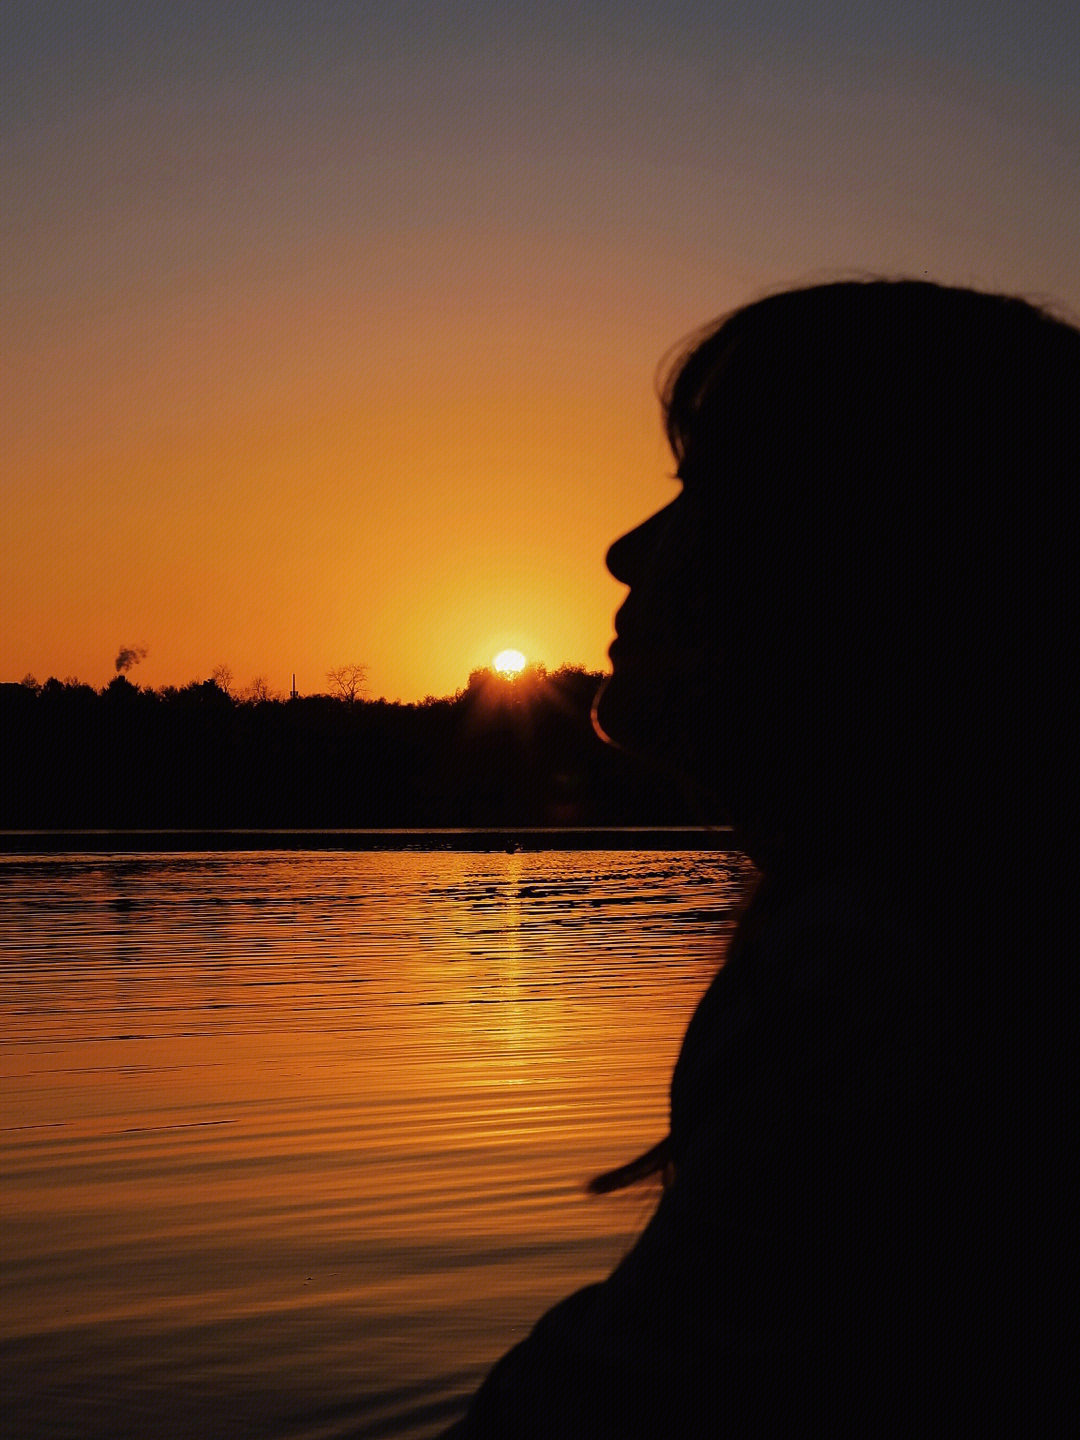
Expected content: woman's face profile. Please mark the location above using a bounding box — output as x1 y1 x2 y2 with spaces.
592 471 723 795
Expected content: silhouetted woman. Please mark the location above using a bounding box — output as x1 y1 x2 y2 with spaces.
440 280 1078 1436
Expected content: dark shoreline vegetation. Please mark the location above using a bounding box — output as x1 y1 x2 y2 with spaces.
0 828 733 853
1 666 720 835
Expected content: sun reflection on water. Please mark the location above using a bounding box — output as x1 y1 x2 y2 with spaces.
0 847 752 1438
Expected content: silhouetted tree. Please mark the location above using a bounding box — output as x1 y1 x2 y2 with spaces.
210 663 234 696
0 661 706 829
326 664 367 703
246 675 279 703
103 673 138 698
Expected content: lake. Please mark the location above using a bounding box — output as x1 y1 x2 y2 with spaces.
1 847 753 1439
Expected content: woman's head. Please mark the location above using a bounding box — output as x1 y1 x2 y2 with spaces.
593 279 1079 865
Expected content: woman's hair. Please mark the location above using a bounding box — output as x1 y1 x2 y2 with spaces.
590 281 1078 1197
657 280 1079 861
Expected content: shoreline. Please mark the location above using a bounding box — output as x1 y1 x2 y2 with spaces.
0 826 738 854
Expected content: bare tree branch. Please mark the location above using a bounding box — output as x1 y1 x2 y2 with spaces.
247 675 280 703
326 664 368 703
210 664 234 697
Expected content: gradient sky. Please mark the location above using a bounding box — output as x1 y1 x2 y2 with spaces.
4 1 1079 701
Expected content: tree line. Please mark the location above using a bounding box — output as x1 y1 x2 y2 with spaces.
0 665 710 830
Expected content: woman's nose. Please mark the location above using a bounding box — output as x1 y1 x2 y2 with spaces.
605 506 675 586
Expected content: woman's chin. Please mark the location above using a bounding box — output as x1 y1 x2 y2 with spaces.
591 668 654 753
592 667 688 764
593 666 726 813
590 671 621 747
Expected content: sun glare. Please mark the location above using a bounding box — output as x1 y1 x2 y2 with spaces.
493 649 527 676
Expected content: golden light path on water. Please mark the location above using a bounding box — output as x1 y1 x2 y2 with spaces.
1 848 753 1439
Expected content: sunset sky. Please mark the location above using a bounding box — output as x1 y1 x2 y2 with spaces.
4 1 1078 702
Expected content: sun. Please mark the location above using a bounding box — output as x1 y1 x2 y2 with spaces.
492 649 527 676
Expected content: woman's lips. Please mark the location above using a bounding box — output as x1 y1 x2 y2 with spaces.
608 635 660 669
609 634 700 672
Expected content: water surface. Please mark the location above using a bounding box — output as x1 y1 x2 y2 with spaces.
1 849 752 1438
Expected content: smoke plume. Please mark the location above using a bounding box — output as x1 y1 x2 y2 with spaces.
115 645 148 674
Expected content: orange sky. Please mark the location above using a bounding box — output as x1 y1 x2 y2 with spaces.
4 4 1079 701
